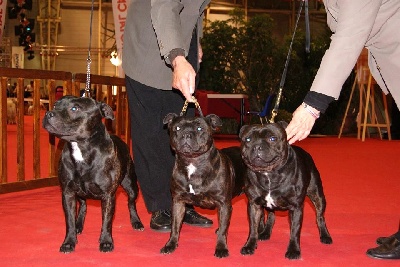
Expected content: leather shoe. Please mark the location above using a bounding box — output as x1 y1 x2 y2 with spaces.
367 236 400 259
183 208 213 227
376 234 396 245
150 210 171 232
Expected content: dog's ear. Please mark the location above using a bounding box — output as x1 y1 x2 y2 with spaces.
239 124 252 139
277 121 288 129
163 113 178 125
205 114 222 130
98 102 115 120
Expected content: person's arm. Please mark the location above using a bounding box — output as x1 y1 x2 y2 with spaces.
150 0 195 102
286 0 381 144
310 0 380 100
151 0 185 60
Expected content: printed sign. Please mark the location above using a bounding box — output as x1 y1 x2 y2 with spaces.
112 0 131 77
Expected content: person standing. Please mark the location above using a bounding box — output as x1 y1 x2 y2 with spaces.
285 0 400 260
122 0 212 232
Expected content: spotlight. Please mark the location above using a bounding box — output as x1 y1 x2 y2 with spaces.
110 51 122 66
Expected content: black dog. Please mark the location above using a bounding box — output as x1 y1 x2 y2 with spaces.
239 122 332 259
42 95 144 253
161 113 245 258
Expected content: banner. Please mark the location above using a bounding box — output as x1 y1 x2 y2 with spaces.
112 0 131 77
12 46 24 69
0 0 7 43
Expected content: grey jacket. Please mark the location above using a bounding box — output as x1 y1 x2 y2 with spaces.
122 0 210 90
311 0 400 108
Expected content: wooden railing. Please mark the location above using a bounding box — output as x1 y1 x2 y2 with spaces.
0 67 129 193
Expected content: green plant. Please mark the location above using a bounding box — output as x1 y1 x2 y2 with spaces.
199 10 354 135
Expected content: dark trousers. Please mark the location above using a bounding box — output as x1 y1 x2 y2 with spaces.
126 77 194 212
126 27 198 212
391 101 400 139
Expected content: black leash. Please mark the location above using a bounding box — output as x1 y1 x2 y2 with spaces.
269 0 310 123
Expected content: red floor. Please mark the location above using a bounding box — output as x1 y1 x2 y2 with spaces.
0 137 399 266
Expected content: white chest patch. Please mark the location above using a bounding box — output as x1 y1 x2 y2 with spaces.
71 142 84 162
187 164 197 194
265 193 276 209
187 163 196 179
265 174 275 208
189 184 196 194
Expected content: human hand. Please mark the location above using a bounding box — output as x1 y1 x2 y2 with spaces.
286 104 319 144
172 56 196 102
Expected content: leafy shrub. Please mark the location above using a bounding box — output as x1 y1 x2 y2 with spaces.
199 10 353 135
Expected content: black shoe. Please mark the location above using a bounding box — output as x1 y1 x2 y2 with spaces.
183 208 213 227
376 234 397 245
367 237 400 259
150 210 171 232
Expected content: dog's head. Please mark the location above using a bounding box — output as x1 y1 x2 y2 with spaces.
163 113 222 158
42 95 114 142
239 122 289 172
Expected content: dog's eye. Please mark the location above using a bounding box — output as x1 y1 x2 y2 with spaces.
71 106 79 112
269 136 277 142
176 126 180 131
197 127 202 131
245 137 251 142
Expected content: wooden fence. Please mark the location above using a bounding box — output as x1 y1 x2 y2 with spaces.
0 67 129 193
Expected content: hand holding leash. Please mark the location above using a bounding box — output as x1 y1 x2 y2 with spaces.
172 56 196 102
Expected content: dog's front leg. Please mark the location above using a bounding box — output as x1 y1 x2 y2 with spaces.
75 197 87 234
285 208 303 260
214 204 232 258
160 201 185 254
99 195 116 252
259 210 275 240
240 202 263 255
60 192 77 253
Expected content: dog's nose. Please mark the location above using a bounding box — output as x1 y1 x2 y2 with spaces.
45 111 54 118
252 145 262 152
183 132 192 139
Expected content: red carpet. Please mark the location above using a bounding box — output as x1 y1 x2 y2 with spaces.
0 137 399 266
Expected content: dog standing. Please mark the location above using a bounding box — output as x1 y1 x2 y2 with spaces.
239 122 332 259
42 95 143 253
161 113 245 258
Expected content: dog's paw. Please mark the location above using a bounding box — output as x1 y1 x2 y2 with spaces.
240 238 257 255
320 235 333 244
100 242 114 253
285 249 301 260
75 225 83 234
59 243 75 253
132 221 144 231
160 243 178 254
258 231 271 241
240 245 256 255
214 248 229 258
